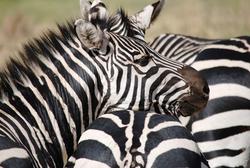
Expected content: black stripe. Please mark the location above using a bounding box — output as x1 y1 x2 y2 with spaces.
192 96 250 119
197 48 250 63
76 140 119 168
113 66 132 107
200 67 250 86
203 148 245 160
116 65 123 93
193 125 250 142
129 76 138 108
152 148 207 168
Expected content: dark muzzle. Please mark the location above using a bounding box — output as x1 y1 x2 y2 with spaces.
177 66 209 116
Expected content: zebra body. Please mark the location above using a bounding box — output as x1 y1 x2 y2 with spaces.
0 1 209 167
150 34 250 167
66 110 210 168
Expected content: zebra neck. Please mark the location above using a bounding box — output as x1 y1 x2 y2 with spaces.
0 22 108 166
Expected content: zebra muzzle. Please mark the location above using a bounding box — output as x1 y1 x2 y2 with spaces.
178 66 209 116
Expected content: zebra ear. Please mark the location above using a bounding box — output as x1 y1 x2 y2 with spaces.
80 0 108 29
132 0 165 29
75 19 109 53
80 0 92 21
89 0 108 28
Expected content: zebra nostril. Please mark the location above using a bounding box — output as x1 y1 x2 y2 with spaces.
203 84 210 95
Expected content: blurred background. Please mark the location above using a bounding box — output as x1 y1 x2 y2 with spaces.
0 0 250 62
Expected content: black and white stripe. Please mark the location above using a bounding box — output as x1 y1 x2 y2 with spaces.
150 34 250 168
66 110 209 168
87 0 250 166
0 5 209 168
107 0 165 42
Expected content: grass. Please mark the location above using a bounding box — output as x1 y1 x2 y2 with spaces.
0 0 250 63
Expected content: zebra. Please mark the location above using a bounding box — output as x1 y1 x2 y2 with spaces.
99 1 250 166
150 34 250 168
0 2 209 168
66 110 210 168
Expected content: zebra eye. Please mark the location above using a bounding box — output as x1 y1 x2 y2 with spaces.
134 56 152 66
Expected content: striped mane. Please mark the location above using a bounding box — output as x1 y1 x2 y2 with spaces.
0 21 80 97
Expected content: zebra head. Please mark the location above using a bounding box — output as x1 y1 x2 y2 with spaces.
80 0 165 41
75 2 209 117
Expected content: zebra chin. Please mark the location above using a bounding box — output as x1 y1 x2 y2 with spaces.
177 97 209 117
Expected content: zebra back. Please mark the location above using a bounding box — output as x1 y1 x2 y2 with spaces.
66 110 210 168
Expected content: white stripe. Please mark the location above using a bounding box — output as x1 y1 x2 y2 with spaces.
146 138 200 168
134 77 143 110
209 83 250 100
151 121 183 133
178 48 201 63
192 110 250 132
79 129 122 165
100 114 126 128
208 149 250 168
74 158 111 168
198 131 250 153
123 111 135 166
201 44 249 53
0 148 29 163
162 36 181 56
137 112 154 154
179 116 191 127
231 37 250 52
192 59 250 72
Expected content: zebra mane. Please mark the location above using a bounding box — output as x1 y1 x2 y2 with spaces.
0 21 78 97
